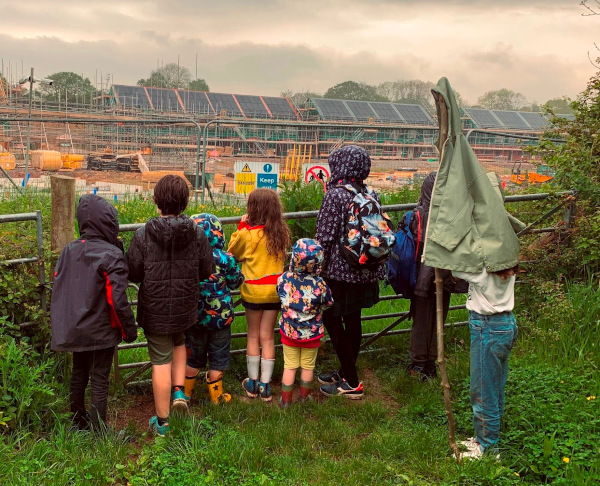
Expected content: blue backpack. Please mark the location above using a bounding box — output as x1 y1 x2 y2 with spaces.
386 210 421 298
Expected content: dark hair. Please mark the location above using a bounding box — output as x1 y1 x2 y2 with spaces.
246 189 290 259
153 175 189 215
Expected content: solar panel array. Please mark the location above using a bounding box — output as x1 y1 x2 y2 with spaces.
262 97 297 119
345 100 377 121
113 85 151 109
492 110 530 130
394 104 434 126
518 112 548 130
369 102 403 122
207 93 242 116
178 90 213 115
464 108 503 128
235 95 269 118
146 87 182 112
312 99 354 120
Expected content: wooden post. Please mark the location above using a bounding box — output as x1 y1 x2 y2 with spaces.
51 175 76 253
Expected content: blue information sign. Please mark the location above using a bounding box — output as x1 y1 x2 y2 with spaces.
257 173 278 189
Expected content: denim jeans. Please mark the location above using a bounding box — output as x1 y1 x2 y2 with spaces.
469 311 517 452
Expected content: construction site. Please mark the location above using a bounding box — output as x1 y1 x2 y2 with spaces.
0 80 554 194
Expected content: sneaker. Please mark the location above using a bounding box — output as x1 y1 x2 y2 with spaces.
407 363 436 382
172 387 189 414
149 416 170 437
258 382 272 402
317 370 341 385
242 378 259 398
320 379 364 399
459 438 483 460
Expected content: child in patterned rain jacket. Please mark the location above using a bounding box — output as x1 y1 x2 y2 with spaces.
184 213 244 404
277 238 334 407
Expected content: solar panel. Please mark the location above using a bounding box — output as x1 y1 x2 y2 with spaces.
464 108 503 128
206 93 242 116
113 85 151 109
492 110 531 130
393 104 434 125
312 98 354 121
345 100 377 121
369 102 403 122
518 112 548 130
146 87 182 112
177 90 213 115
235 95 269 118
263 97 298 120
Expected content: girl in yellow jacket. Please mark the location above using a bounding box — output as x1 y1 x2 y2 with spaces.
228 188 290 401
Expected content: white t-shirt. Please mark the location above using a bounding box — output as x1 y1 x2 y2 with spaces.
452 268 515 315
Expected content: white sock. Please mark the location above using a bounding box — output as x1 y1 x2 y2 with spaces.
260 358 275 384
246 355 260 380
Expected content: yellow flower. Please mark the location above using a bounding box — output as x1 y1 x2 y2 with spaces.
563 457 570 463
514 472 520 477
587 395 596 401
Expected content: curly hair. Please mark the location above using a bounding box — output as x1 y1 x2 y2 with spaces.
246 189 290 259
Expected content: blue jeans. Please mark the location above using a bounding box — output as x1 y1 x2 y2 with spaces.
469 311 517 452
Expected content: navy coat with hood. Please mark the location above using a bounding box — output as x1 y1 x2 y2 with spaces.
126 214 215 335
316 145 384 283
51 194 137 352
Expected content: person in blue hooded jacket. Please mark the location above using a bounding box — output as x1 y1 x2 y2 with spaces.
277 238 333 407
184 213 244 404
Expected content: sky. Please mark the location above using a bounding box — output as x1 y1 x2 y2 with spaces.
1 0 598 105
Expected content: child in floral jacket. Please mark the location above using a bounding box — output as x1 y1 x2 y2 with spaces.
184 213 244 404
277 238 334 407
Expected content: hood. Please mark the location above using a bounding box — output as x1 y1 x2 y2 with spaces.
289 238 323 275
191 213 224 249
430 77 463 149
77 194 119 245
327 145 371 187
145 215 197 249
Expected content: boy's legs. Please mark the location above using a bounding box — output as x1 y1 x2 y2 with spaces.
281 345 299 406
206 327 232 403
70 351 92 428
469 311 517 453
299 347 318 399
88 346 116 429
185 328 209 399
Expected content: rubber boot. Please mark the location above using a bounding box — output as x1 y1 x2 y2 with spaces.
184 374 197 402
207 373 232 404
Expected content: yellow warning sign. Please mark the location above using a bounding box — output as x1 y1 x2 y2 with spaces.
235 172 256 194
241 164 251 173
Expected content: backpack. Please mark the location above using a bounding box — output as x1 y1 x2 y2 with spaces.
386 210 421 298
338 184 395 268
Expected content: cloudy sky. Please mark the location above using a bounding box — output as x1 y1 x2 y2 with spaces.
1 0 598 105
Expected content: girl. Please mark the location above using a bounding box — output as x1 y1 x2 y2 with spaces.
316 145 385 399
228 188 291 402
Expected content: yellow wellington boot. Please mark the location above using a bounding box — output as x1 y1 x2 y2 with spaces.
184 374 197 402
206 373 232 404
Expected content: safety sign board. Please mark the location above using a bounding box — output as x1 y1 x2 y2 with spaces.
235 162 279 194
303 163 330 184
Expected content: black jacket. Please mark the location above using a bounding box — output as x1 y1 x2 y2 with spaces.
51 194 137 352
126 215 215 335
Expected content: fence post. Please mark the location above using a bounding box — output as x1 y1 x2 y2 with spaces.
51 175 76 252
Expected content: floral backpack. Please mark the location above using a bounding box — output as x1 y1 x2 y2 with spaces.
338 184 396 268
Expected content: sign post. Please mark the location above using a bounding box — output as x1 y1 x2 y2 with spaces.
235 162 280 194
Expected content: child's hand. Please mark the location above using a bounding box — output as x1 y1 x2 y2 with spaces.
241 214 248 223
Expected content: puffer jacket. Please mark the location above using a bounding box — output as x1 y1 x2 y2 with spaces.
316 145 385 283
51 194 137 352
191 214 244 330
277 239 334 348
126 215 215 334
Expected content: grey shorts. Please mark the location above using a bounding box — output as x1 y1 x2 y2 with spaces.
145 331 186 365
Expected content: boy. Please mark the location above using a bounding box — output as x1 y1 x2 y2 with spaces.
127 175 214 436
184 213 244 404
51 194 138 431
277 238 333 407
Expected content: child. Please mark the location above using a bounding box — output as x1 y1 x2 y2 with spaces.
316 145 385 399
126 175 215 436
228 188 291 402
51 194 138 431
451 265 518 459
184 213 244 404
277 238 334 407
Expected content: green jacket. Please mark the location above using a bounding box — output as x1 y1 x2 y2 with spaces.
423 77 523 273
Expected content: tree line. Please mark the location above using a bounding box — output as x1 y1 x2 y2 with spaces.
4 62 573 114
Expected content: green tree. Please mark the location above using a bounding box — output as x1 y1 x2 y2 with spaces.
543 97 574 114
477 88 528 110
137 63 192 89
188 78 210 92
280 89 322 109
37 72 95 105
324 81 388 101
